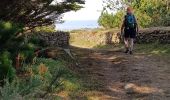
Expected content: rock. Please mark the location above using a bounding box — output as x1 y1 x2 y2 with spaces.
124 83 136 94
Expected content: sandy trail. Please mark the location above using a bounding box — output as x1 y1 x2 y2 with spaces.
73 47 170 100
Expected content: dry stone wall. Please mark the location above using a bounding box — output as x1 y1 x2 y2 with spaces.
29 27 170 48
100 27 170 44
30 31 70 48
136 27 170 44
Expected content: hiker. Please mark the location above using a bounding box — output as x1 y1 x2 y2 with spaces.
121 7 139 54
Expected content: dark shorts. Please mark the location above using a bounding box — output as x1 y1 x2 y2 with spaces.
124 28 136 38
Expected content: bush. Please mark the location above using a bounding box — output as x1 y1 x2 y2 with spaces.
18 43 36 63
28 34 46 47
0 54 81 99
98 11 124 29
100 0 170 28
33 25 56 33
98 10 153 28
0 79 23 100
0 51 16 83
0 58 64 99
19 58 67 98
135 10 152 28
0 21 24 49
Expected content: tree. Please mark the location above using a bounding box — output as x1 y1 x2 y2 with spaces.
0 0 84 30
98 10 124 29
99 0 170 28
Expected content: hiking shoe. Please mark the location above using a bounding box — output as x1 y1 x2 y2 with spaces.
124 49 129 53
129 51 133 55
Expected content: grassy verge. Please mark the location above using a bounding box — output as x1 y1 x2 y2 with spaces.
71 31 170 57
70 29 120 48
93 43 170 57
135 43 170 56
0 57 86 99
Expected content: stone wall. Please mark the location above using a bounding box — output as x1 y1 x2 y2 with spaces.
29 27 170 49
30 31 70 48
136 27 170 44
101 27 170 44
70 27 170 46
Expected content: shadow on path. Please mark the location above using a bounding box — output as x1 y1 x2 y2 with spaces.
70 46 170 100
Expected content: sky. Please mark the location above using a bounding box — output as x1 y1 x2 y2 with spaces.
55 0 104 30
63 0 103 21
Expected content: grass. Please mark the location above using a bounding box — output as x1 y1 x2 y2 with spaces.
70 28 121 49
93 43 170 57
70 32 103 48
135 43 170 56
71 30 170 57
0 57 86 99
36 58 85 99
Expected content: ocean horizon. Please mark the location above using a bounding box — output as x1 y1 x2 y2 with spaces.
55 20 99 31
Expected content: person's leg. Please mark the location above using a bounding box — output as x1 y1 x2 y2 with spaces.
124 29 131 53
129 29 136 54
129 38 134 54
124 38 129 53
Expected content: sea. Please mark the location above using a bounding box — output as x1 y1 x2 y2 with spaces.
55 20 99 31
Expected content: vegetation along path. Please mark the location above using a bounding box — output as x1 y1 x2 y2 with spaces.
71 46 170 100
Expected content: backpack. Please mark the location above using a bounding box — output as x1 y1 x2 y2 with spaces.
125 14 136 29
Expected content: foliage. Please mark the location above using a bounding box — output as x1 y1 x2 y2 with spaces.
0 0 84 29
0 1 84 98
98 11 124 28
102 0 126 11
28 34 46 48
0 21 24 49
0 58 81 99
1 23 36 63
33 25 56 32
0 51 16 82
100 0 170 28
0 79 24 100
18 43 36 64
0 21 37 82
131 0 170 27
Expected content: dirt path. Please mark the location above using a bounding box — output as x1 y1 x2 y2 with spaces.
73 47 170 100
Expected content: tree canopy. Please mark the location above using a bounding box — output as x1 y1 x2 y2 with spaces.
0 0 84 29
98 0 170 28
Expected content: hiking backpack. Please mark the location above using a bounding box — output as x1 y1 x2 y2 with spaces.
125 14 136 29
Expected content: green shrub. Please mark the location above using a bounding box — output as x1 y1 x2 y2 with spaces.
33 25 56 32
19 58 66 98
18 51 34 64
28 35 42 46
0 21 24 49
28 33 48 47
0 57 81 99
0 51 16 82
0 77 42 100
98 11 124 29
0 79 23 100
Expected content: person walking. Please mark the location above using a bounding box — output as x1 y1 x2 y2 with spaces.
121 7 139 54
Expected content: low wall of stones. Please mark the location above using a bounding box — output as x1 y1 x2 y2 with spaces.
28 27 170 49
77 27 170 45
29 31 70 48
136 27 170 44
